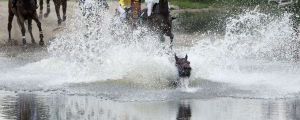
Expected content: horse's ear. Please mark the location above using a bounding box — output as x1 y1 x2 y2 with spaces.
175 54 179 61
185 54 188 60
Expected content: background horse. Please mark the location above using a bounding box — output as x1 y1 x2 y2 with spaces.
38 0 50 19
8 0 44 46
39 0 67 25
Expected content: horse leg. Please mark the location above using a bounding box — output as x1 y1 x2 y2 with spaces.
44 0 50 17
8 11 14 45
169 33 174 49
159 33 165 42
54 0 62 25
18 19 27 45
33 13 44 46
27 19 36 44
39 0 43 19
62 0 67 21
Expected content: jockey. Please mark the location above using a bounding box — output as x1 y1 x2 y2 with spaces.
118 0 131 19
12 0 38 9
145 0 159 16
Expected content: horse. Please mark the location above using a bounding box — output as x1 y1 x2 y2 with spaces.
114 0 175 46
168 54 192 87
175 54 192 78
141 0 175 45
8 0 44 46
39 0 67 25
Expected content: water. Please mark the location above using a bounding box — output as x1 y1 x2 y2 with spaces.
1 2 300 120
173 10 226 33
0 91 300 120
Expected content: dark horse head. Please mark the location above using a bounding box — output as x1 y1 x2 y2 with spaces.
175 54 192 78
142 0 175 43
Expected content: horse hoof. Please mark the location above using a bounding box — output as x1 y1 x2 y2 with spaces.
39 41 44 46
58 19 62 25
32 40 36 44
7 39 13 46
63 16 66 21
22 40 26 45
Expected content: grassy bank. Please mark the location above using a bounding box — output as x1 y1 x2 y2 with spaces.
170 0 269 9
170 0 212 9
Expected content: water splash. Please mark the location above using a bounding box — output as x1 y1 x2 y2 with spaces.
1 3 300 99
48 2 177 86
189 9 300 95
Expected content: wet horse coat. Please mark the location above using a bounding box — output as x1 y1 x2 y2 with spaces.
169 54 192 87
175 54 192 78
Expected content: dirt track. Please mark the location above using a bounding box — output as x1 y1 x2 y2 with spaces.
0 0 121 46
0 0 199 49
0 1 73 45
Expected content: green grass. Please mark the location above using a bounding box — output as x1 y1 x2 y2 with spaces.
169 0 269 9
170 0 212 9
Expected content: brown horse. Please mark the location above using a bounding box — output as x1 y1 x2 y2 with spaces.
8 0 44 46
39 0 67 25
141 0 175 46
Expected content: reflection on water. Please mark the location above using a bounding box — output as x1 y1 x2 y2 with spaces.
176 101 191 120
1 91 300 120
2 94 49 120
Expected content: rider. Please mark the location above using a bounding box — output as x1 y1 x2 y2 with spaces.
118 0 159 18
145 0 159 17
12 0 38 9
118 0 131 20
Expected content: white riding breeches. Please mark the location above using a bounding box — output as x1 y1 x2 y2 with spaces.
117 5 127 19
147 3 154 16
146 0 159 16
